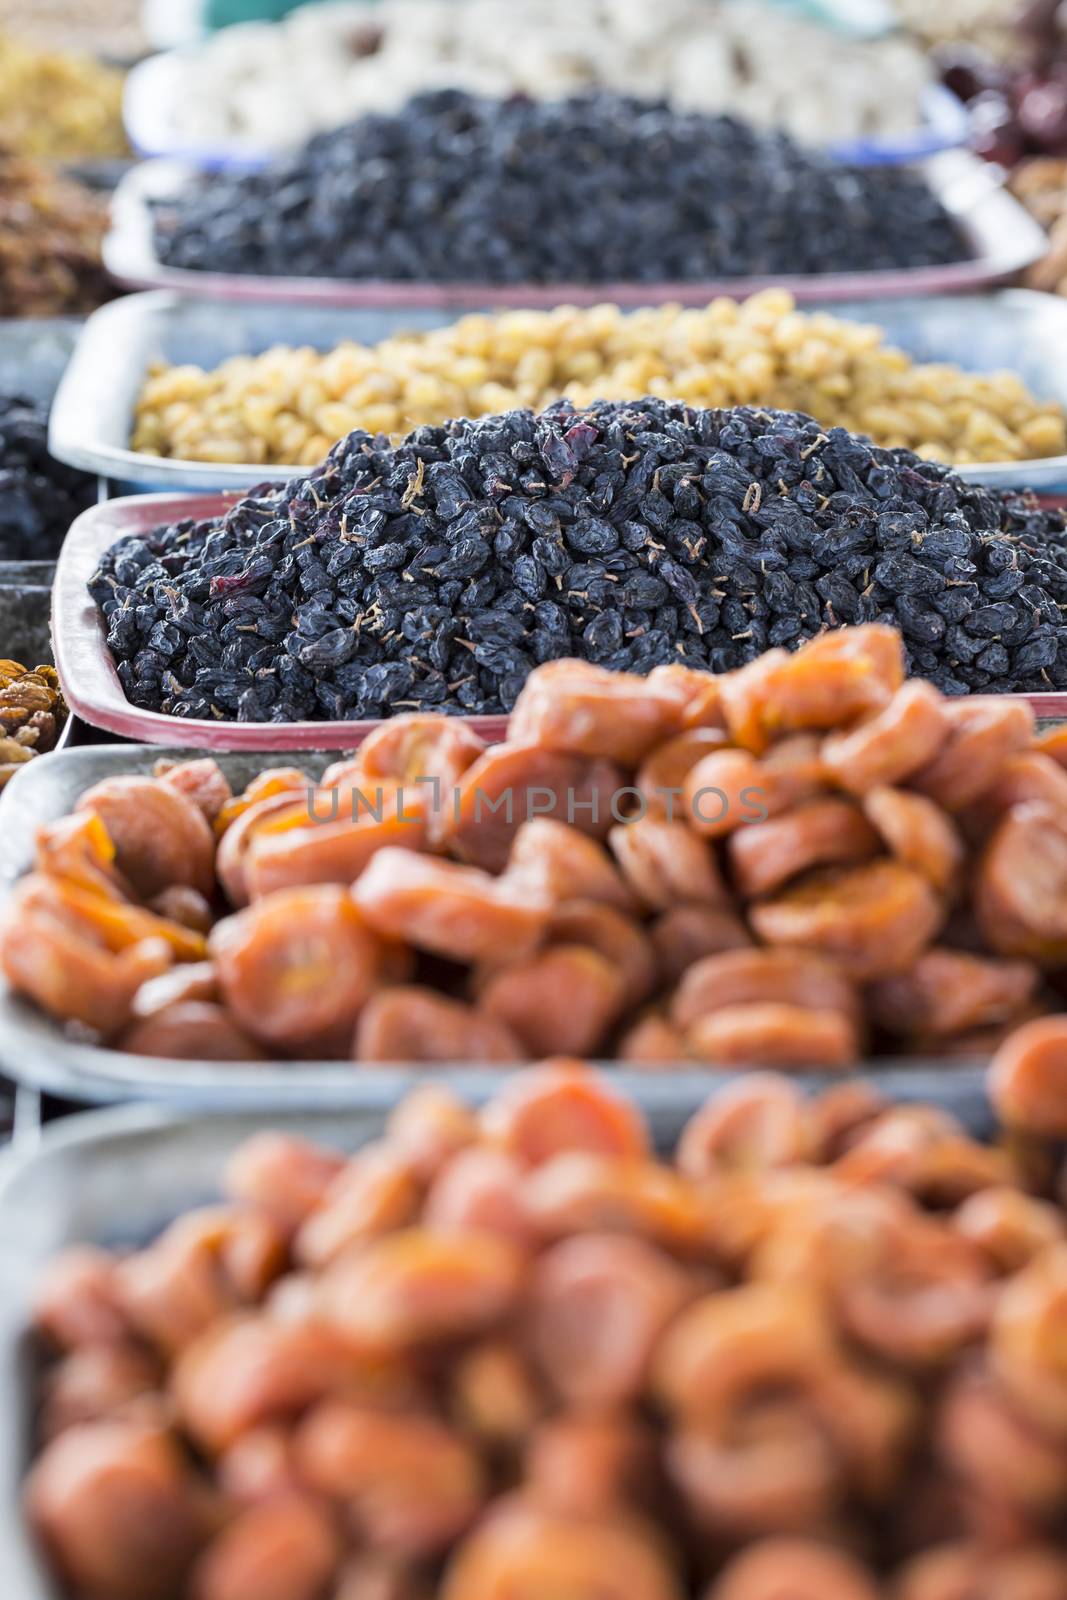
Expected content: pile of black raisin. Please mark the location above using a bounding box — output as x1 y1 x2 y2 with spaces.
152 91 963 283
0 395 96 561
88 398 1067 723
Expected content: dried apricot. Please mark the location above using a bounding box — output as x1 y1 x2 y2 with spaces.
529 1233 692 1406
317 1228 525 1350
707 1537 880 1600
867 949 1037 1041
976 803 1067 964
479 945 624 1057
156 758 232 826
223 1133 346 1236
119 1002 267 1061
651 904 753 987
506 817 635 911
821 680 948 794
294 1143 421 1267
990 1016 1067 1137
936 1362 1067 1515
76 775 216 899
524 1153 704 1252
719 625 903 753
683 748 771 840
245 791 429 901
655 1283 836 1423
447 743 623 872
441 1497 684 1600
353 986 523 1064
451 1340 546 1446
545 901 658 1004
525 1413 657 1517
39 1343 160 1443
216 790 310 910
216 1426 298 1506
953 1187 1065 1275
0 885 171 1036
344 714 487 847
910 698 1035 812
294 1403 484 1556
189 1492 341 1600
423 1148 533 1246
636 727 730 811
667 1406 841 1538
481 1062 650 1164
749 860 942 981
609 815 727 909
727 797 880 898
353 848 549 964
862 785 964 894
33 1248 129 1350
509 658 683 765
25 1419 205 1600
671 948 858 1031
172 1316 364 1452
677 1076 813 1179
385 1086 478 1185
211 886 386 1056
893 1544 1067 1600
685 1004 859 1070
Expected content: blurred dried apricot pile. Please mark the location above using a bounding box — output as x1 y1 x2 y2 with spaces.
24 1061 1067 1599
5 621 1067 1068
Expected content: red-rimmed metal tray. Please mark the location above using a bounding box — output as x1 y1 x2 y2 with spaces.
53 491 510 751
103 150 1050 310
54 490 1067 750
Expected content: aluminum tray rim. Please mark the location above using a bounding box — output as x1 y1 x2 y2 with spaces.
46 286 1067 494
102 150 1050 309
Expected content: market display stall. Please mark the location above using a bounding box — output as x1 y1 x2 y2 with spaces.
7 2 1067 1596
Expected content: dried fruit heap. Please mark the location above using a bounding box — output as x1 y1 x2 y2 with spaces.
23 1064 1067 1600
91 399 1067 723
7 623 1067 1067
0 32 128 161
151 91 962 283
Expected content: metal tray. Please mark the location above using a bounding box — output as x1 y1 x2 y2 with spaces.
122 43 969 173
0 740 996 1112
102 150 1049 310
48 289 1067 496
